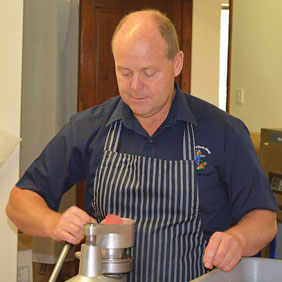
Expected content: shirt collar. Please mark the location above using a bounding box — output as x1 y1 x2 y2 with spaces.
106 97 133 128
106 81 197 128
165 81 197 126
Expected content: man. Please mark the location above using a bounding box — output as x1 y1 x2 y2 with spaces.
6 9 278 281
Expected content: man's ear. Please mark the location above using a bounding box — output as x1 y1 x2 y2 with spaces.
173 50 184 77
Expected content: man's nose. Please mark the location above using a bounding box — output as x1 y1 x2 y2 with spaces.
131 73 143 90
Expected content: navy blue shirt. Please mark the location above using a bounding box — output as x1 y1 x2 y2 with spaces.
17 83 278 239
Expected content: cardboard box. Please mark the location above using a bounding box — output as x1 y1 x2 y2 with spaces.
18 233 32 251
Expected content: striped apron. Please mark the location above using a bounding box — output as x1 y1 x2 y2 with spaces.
92 120 207 281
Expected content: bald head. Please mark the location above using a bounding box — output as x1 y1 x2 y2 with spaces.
112 10 180 60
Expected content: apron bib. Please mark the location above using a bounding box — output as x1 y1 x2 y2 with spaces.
92 120 207 281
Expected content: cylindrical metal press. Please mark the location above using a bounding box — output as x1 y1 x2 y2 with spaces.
48 217 135 282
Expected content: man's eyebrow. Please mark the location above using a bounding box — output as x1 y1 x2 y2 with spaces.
116 65 157 71
116 66 130 71
141 66 155 70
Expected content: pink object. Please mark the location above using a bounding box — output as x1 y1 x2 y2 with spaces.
102 214 123 225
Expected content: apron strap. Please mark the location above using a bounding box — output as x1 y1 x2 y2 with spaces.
183 123 196 161
104 120 122 152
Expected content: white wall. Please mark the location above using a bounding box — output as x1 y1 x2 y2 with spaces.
20 0 57 173
191 0 222 106
21 0 78 264
230 0 282 132
0 1 24 281
21 0 79 174
0 1 78 279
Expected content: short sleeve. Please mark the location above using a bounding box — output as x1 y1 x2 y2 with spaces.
16 117 85 211
223 120 279 223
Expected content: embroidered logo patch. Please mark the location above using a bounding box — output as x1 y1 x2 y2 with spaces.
195 150 207 170
195 145 211 170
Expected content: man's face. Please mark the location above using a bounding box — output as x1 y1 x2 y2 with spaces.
112 26 182 123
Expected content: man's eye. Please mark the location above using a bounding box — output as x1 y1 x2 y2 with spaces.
144 70 155 77
121 71 131 77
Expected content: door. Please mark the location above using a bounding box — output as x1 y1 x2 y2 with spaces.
77 0 193 209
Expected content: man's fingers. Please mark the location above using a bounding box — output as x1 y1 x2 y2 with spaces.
220 254 241 272
89 216 97 223
204 231 243 272
65 206 94 222
50 206 96 244
203 232 222 269
212 233 234 266
60 229 83 245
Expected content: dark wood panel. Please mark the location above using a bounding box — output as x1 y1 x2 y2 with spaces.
95 8 123 104
94 0 170 9
78 0 97 111
78 0 192 111
181 0 193 93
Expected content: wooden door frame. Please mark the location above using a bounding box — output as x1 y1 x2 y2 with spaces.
226 0 233 113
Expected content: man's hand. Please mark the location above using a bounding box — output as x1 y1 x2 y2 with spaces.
6 187 97 245
203 209 277 272
49 206 97 245
203 231 243 272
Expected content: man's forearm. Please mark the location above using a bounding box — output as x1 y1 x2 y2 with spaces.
6 186 59 238
6 186 96 244
226 209 277 256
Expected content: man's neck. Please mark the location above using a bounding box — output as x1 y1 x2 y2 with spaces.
132 89 176 136
137 116 163 137
135 100 174 137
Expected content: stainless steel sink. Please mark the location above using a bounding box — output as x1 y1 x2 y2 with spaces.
191 257 282 282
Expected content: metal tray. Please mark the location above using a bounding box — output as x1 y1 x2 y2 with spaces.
191 257 282 282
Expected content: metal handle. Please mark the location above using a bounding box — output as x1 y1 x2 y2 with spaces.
84 220 135 237
48 243 72 282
